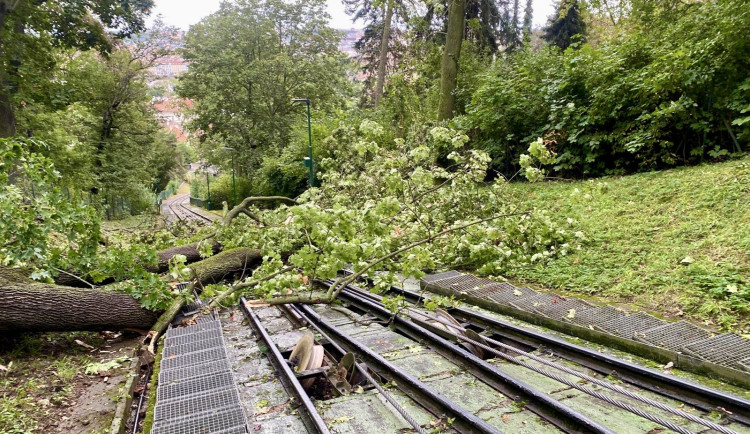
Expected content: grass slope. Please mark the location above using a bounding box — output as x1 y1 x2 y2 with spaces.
506 155 750 332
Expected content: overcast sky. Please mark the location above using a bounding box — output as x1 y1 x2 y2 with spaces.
148 0 556 31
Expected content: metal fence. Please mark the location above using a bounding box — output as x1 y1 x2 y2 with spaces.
156 182 183 210
189 196 212 210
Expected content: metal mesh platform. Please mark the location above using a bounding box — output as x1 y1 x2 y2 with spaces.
422 270 464 283
154 388 241 421
737 357 750 372
566 306 627 328
162 337 226 357
154 313 246 434
160 347 228 371
193 314 216 324
166 320 221 337
159 359 232 384
596 312 665 338
165 328 223 347
683 333 750 367
151 407 247 434
634 321 712 351
157 371 236 401
488 285 539 304
509 293 557 313
533 297 594 320
465 282 517 299
432 274 497 293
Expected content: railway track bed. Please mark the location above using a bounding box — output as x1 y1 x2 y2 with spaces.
162 193 215 225
148 278 750 434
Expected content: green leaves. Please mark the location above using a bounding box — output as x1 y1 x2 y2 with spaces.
211 118 579 305
178 0 348 184
0 139 101 277
520 138 558 183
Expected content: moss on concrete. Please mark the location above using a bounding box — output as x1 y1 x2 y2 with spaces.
141 337 164 434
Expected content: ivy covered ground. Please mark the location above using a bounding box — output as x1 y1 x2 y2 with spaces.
507 155 750 332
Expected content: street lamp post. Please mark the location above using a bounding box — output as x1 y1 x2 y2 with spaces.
222 147 237 207
292 98 314 187
205 167 211 210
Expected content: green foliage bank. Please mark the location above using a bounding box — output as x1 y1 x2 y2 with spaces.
467 0 750 177
509 154 750 331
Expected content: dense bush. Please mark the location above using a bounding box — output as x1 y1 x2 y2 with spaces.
467 0 750 178
191 173 252 208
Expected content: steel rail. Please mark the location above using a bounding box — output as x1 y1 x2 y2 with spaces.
334 286 615 434
398 306 733 434
238 297 331 434
131 367 151 433
442 325 738 434
165 194 213 223
294 303 502 434
346 283 746 432
176 196 213 223
370 279 750 426
286 304 428 434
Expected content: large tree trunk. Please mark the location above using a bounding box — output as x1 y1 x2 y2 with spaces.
373 0 394 107
151 240 222 273
437 0 466 121
190 247 261 285
1 248 261 333
0 90 14 138
0 268 159 332
53 240 223 287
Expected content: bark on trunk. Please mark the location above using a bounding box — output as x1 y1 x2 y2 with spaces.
437 0 466 121
189 247 262 286
151 240 222 273
52 240 222 287
1 247 259 332
0 268 159 332
0 89 14 138
373 0 394 107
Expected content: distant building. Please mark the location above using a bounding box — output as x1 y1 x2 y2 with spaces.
338 28 363 57
148 36 193 143
152 98 193 142
151 55 189 78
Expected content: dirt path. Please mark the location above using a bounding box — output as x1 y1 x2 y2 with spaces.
0 332 141 433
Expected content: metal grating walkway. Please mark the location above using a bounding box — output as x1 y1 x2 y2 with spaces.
683 333 750 368
422 271 750 373
152 315 247 434
634 320 712 352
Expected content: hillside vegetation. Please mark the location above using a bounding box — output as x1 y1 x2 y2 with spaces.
507 155 750 331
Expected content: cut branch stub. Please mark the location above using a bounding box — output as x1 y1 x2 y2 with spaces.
223 196 298 225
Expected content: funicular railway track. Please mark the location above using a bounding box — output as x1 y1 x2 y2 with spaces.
233 279 750 434
163 193 214 224
150 276 750 434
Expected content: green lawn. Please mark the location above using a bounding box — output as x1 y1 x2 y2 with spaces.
505 155 750 332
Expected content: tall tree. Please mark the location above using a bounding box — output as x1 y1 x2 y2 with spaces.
345 0 407 106
373 0 394 106
437 0 467 121
0 0 153 138
543 0 587 50
522 0 533 44
178 0 347 175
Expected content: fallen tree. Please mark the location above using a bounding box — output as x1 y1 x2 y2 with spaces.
1 130 578 343
151 239 223 274
0 268 159 332
52 239 223 287
0 247 261 333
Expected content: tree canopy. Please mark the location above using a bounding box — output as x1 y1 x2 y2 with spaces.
178 0 350 181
